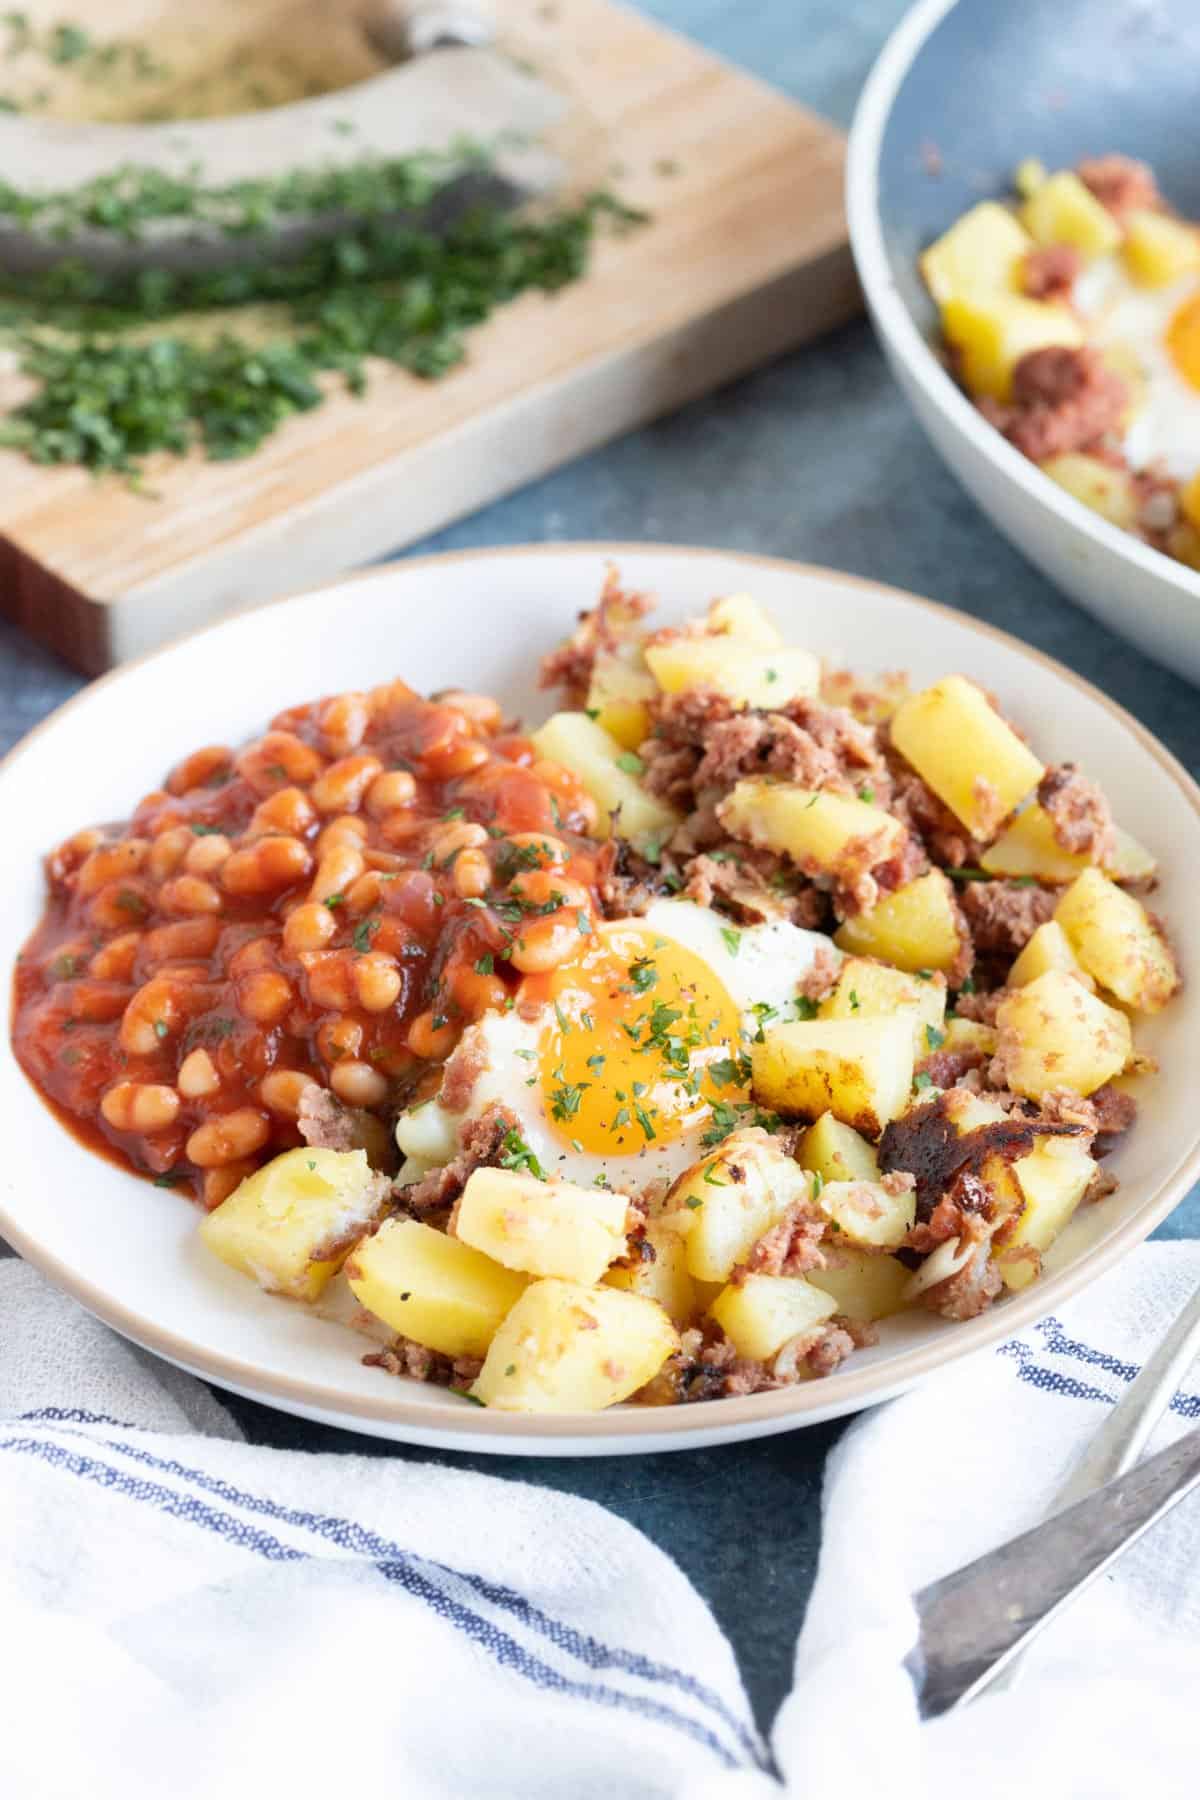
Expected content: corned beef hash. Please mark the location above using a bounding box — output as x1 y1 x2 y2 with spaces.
923 153 1200 569
12 576 1180 1412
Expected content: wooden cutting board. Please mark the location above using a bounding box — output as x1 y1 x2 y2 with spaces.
0 0 858 673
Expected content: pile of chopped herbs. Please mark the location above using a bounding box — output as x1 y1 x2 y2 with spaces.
0 148 644 482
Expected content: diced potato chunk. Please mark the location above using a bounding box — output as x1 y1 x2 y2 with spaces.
798 1111 880 1185
919 202 1032 306
605 1218 698 1326
982 804 1154 887
717 780 905 875
807 1245 910 1320
455 1167 629 1285
833 870 967 976
994 971 1132 1099
199 1147 387 1302
669 1131 811 1283
530 711 679 849
891 676 1043 836
471 1280 678 1412
1020 170 1122 259
940 1016 998 1057
585 651 657 751
705 593 783 648
1040 454 1138 530
709 1273 835 1362
941 292 1084 401
345 1217 526 1359
1107 826 1157 884
1122 210 1200 287
981 802 1096 883
395 1099 458 1164
820 957 946 1056
1055 868 1179 1012
818 1177 915 1250
995 1137 1098 1290
751 1016 914 1138
644 639 819 710
1008 919 1095 990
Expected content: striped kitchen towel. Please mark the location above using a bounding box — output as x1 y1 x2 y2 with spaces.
1 1241 1197 1800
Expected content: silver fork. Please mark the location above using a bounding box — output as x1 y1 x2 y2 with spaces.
908 1281 1200 1716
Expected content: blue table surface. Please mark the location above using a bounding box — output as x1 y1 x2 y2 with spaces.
2 0 1196 1734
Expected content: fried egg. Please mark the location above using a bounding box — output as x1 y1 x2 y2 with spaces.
1076 258 1200 480
396 899 836 1195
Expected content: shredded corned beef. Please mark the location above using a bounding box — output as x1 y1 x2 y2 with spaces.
298 1086 363 1153
797 941 841 1002
1021 243 1081 301
740 1198 827 1279
537 567 654 704
362 1337 483 1390
919 1243 1003 1321
886 762 975 867
957 880 1056 955
1037 762 1115 861
977 345 1128 463
401 1104 515 1213
1076 153 1162 218
681 848 827 928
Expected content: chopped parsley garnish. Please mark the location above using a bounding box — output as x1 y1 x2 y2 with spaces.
627 956 657 993
913 1071 934 1091
576 909 592 936
352 915 380 953
499 1128 545 1179
925 1023 945 1051
810 1170 824 1197
443 805 465 821
914 968 933 981
153 1171 185 1187
858 784 875 803
793 996 819 1021
765 668 778 684
684 1195 703 1210
945 867 991 883
323 892 344 910
702 1165 728 1187
550 1081 588 1123
849 989 860 1011
586 1053 606 1073
153 1019 168 1040
114 888 147 918
474 953 495 976
959 975 976 995
719 925 741 958
190 823 221 835
615 751 644 775
50 952 81 980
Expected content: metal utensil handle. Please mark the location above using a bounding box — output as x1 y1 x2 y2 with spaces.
396 3 497 54
967 1282 1200 1704
909 1422 1200 1718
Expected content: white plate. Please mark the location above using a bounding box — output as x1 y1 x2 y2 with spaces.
846 0 1200 685
3 545 1198 1455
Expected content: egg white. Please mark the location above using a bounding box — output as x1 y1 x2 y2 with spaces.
395 901 840 1198
1075 258 1200 481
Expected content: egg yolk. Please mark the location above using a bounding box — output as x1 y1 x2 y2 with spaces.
522 922 748 1157
1167 291 1200 392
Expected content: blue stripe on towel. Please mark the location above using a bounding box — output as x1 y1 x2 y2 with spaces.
18 1405 763 1766
1 1428 752 1772
999 1318 1200 1419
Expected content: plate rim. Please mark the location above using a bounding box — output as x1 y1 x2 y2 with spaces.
4 539 1199 1445
844 0 1200 613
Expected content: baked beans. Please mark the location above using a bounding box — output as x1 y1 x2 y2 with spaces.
13 677 607 1204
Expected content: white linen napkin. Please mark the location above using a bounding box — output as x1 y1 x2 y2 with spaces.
1 1242 1197 1800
